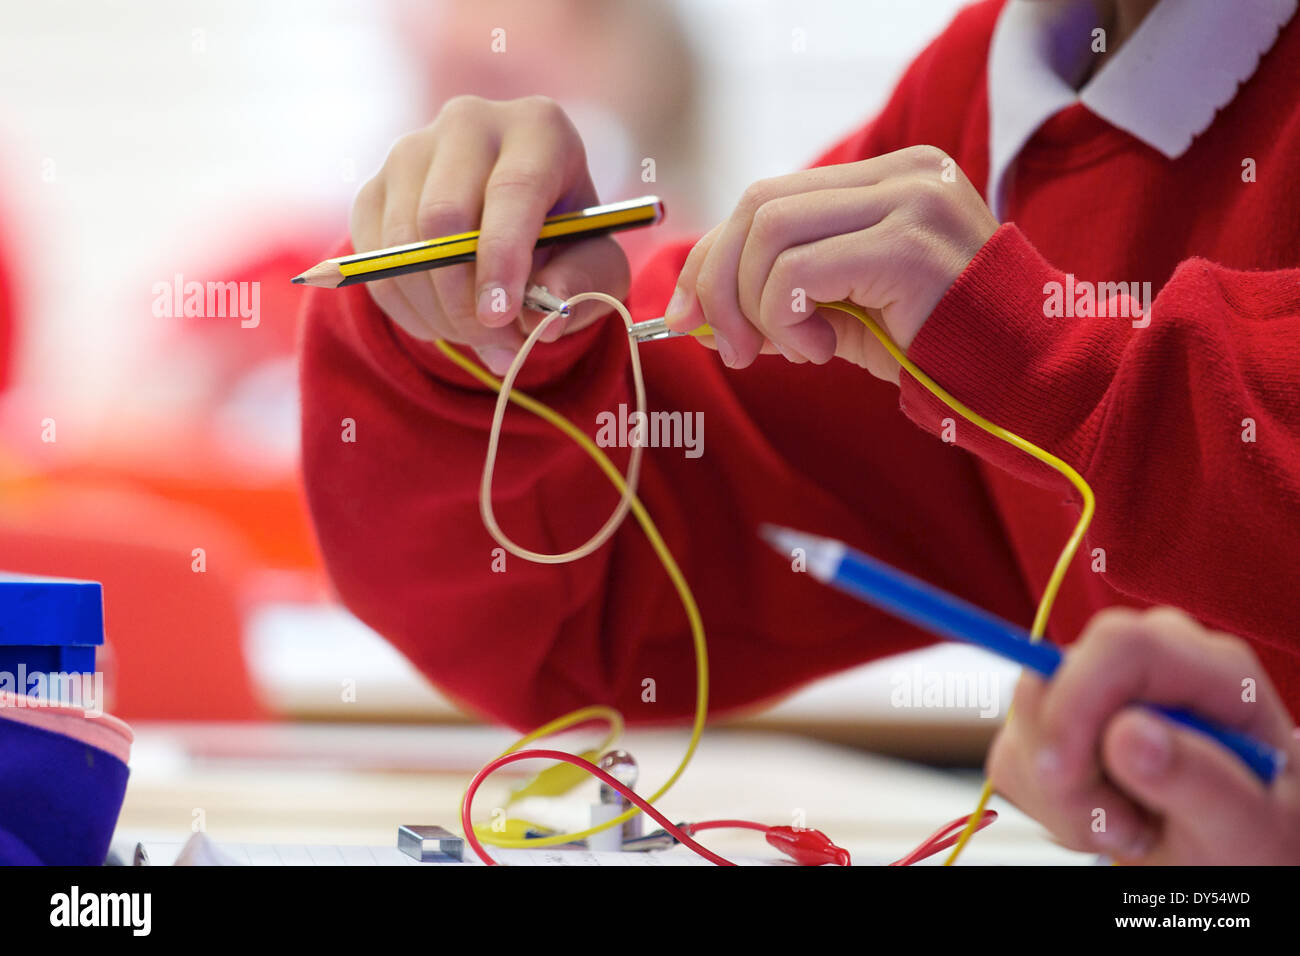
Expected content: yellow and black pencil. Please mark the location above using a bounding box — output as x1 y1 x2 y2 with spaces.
292 195 664 288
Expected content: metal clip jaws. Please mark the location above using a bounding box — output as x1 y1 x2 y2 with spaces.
621 827 684 852
627 316 686 342
523 284 570 316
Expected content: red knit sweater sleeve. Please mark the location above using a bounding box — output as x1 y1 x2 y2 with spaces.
902 223 1300 651
297 9 1023 731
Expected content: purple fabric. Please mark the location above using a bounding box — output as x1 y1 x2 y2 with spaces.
0 827 42 865
0 717 129 865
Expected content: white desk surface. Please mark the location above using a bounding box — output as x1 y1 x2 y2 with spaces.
115 721 1092 866
244 601 1020 765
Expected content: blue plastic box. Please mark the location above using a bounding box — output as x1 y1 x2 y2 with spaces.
0 575 104 682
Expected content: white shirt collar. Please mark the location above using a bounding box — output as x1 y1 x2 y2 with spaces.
987 0 1297 220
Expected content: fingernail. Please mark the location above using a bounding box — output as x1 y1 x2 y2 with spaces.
477 285 507 323
1036 746 1062 777
1128 715 1172 778
1091 820 1133 853
664 286 692 325
477 347 516 376
1123 829 1156 860
540 314 567 343
1093 820 1153 860
714 334 738 368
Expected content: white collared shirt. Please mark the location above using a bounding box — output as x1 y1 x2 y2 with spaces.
987 0 1297 220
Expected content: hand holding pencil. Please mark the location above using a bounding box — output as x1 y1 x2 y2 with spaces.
340 95 634 374
764 526 1299 864
988 606 1300 865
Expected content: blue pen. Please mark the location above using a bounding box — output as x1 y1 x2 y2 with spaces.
760 524 1286 784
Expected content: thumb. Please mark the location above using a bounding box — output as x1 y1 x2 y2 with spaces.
821 308 901 383
1102 707 1269 856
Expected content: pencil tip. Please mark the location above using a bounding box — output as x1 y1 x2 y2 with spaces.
757 523 795 551
759 524 842 580
291 275 305 285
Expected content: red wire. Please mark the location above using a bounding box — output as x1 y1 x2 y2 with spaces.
462 747 997 867
461 748 736 866
685 819 770 834
694 813 997 865
888 810 999 866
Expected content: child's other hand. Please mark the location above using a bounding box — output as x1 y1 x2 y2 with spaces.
350 96 629 375
663 145 998 380
987 606 1300 864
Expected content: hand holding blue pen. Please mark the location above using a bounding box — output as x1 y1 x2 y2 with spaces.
760 524 1288 785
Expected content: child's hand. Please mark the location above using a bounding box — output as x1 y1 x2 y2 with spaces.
987 606 1300 864
350 96 629 374
663 145 998 380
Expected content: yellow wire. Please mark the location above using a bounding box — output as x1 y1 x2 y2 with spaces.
437 336 709 850
498 705 622 805
834 303 1095 865
438 298 1094 863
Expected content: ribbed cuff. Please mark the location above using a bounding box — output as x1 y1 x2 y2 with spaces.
898 222 1097 488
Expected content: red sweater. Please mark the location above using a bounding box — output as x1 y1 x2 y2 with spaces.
300 0 1300 729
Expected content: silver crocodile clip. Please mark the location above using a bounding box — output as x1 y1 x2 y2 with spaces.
523 284 571 316
621 826 688 852
627 316 687 342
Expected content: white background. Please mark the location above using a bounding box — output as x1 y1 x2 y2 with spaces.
0 0 968 415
